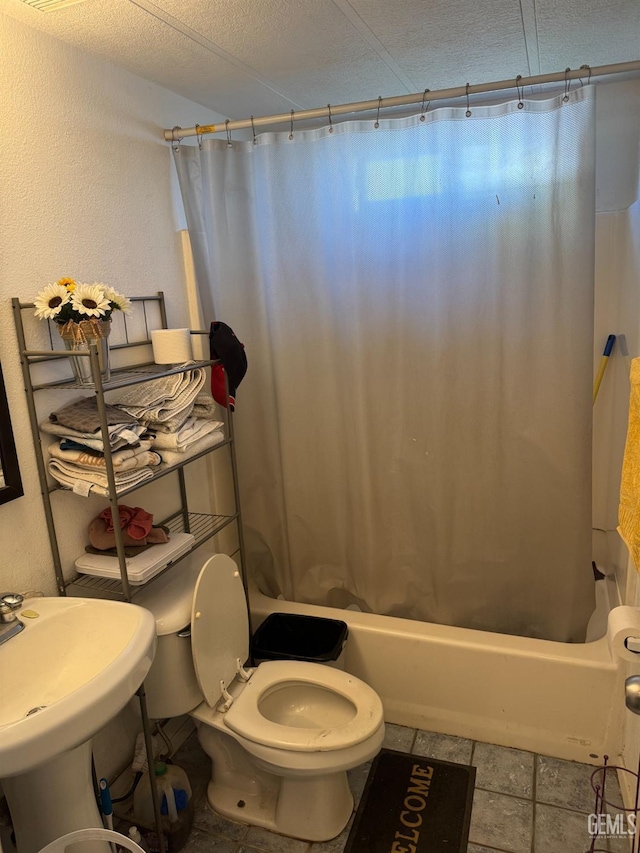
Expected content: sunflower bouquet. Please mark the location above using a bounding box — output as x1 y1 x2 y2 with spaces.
34 279 131 383
34 277 131 325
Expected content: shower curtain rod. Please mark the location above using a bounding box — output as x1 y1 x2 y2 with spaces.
165 59 640 142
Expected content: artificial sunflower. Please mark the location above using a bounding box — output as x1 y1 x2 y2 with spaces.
102 285 131 315
33 282 71 321
71 283 111 318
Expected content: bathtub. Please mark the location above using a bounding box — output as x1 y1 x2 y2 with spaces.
249 576 624 766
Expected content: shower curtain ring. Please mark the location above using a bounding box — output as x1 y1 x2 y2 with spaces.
420 89 431 121
327 104 333 133
171 126 183 152
289 109 295 141
195 124 204 150
563 67 571 102
250 115 257 145
374 96 382 128
225 119 233 148
465 83 471 117
516 75 524 109
579 64 592 87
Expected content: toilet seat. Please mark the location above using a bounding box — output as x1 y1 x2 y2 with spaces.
223 659 384 752
191 553 250 708
188 553 384 756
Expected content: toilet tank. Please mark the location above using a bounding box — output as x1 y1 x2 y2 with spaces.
135 551 207 719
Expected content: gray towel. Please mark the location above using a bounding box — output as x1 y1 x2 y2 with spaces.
114 366 206 431
49 396 138 433
192 393 219 420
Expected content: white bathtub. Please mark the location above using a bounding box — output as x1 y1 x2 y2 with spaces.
249 578 624 766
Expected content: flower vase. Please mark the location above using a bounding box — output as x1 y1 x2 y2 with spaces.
59 319 111 387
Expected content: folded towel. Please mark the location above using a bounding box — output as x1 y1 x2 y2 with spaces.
158 429 225 468
151 418 224 452
49 396 138 433
48 440 160 473
619 357 640 571
40 420 148 453
192 393 219 420
48 458 156 497
113 365 206 431
59 439 122 457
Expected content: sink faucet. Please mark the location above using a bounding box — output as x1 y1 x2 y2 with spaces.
0 593 25 645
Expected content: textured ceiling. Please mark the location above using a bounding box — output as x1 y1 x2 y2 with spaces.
3 0 640 123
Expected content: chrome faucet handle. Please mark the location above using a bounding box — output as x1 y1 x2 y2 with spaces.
0 593 24 623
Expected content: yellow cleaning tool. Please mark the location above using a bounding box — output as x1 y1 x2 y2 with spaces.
593 334 616 405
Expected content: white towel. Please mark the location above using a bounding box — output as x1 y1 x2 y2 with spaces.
40 420 147 452
47 458 156 496
151 418 224 452
48 440 161 472
158 430 225 468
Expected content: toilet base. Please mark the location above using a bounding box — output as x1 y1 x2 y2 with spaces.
197 723 355 842
207 770 354 842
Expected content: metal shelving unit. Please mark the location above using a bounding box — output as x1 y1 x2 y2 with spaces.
12 292 248 853
12 292 247 601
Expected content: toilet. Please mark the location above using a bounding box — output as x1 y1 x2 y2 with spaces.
136 551 385 842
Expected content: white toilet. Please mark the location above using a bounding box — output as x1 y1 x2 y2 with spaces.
136 551 385 842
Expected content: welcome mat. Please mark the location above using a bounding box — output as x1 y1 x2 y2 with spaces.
344 748 475 853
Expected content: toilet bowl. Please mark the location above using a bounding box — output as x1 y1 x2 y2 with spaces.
137 551 385 842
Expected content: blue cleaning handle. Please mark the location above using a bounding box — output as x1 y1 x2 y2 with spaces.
593 334 616 405
99 778 113 817
603 334 616 357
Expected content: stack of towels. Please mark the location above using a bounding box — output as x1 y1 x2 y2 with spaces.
42 398 161 496
113 366 225 467
42 366 226 496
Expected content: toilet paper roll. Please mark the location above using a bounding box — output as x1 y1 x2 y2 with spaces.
606 605 640 662
151 329 193 365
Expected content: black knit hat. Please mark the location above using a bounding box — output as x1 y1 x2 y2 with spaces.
209 321 247 411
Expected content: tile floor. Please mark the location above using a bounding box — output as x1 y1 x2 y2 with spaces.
168 724 629 853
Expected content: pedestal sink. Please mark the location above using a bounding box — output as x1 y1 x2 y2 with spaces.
0 596 156 853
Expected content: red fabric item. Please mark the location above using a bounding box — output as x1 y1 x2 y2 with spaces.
211 363 234 410
209 323 246 411
99 504 154 541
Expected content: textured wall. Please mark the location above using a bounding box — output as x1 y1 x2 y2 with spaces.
0 11 221 599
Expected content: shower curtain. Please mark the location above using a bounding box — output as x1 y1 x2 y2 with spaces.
174 86 596 642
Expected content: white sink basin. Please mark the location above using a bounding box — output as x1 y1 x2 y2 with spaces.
0 596 156 778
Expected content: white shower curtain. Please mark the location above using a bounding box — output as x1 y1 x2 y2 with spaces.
174 87 596 642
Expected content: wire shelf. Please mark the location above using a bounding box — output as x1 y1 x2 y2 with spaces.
30 359 218 392
67 511 237 600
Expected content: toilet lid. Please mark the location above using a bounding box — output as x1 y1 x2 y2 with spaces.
191 554 249 708
224 659 384 752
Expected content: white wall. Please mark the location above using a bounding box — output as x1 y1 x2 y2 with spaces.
0 11 220 598
0 11 222 778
